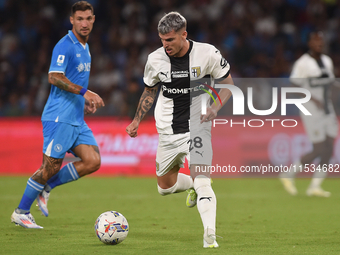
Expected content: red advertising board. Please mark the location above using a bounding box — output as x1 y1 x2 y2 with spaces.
1 117 339 177
0 117 159 176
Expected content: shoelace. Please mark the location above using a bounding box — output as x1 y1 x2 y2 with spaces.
25 213 36 224
188 189 196 199
44 192 50 201
207 233 223 240
205 227 223 241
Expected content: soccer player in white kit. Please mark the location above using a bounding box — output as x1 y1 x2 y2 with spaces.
280 31 338 197
126 12 234 248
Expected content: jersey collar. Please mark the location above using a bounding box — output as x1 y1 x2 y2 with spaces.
166 39 193 59
68 30 87 49
183 39 193 57
68 30 79 44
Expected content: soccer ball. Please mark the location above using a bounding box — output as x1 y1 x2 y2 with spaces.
94 211 129 245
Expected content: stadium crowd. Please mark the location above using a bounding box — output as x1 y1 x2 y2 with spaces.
1 0 340 117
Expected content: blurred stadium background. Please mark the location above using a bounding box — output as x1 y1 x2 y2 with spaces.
1 0 340 176
2 2 340 254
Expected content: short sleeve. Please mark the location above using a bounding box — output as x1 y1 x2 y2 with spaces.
143 57 160 87
210 47 230 80
329 57 334 73
289 59 305 86
49 42 72 73
290 60 305 79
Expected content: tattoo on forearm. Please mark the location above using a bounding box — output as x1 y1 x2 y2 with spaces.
134 86 158 122
32 154 63 184
49 73 81 94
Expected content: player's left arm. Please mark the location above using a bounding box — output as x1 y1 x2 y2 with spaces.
200 74 234 123
328 57 340 88
200 47 234 123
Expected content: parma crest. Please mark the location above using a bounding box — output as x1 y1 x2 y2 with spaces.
191 66 201 78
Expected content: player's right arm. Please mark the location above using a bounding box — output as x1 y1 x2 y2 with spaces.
48 73 104 111
126 56 159 138
126 85 158 138
49 40 104 111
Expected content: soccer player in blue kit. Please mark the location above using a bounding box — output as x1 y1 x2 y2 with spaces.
11 1 104 228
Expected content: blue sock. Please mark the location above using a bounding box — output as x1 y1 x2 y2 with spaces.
18 178 44 212
45 163 79 191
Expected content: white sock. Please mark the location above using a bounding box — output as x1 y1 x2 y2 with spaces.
176 173 194 191
194 175 216 233
309 170 327 189
157 173 193 195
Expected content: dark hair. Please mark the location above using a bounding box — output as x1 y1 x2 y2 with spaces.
158 12 186 35
308 31 323 42
71 1 94 16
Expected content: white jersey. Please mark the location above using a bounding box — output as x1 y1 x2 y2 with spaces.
290 53 335 115
144 40 230 134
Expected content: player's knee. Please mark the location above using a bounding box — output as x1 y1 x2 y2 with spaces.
93 161 101 172
157 182 178 196
91 157 101 172
85 155 101 173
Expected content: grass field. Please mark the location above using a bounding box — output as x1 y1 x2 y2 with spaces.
1 176 340 255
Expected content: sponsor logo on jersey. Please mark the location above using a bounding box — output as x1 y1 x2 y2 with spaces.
57 55 65 66
77 63 84 72
162 84 205 94
214 49 228 69
76 54 81 57
171 70 189 78
76 62 91 72
220 57 228 69
198 83 222 106
191 67 201 78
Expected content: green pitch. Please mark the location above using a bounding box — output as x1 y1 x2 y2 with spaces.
1 176 340 255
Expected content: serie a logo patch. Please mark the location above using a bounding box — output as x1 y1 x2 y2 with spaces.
57 55 65 66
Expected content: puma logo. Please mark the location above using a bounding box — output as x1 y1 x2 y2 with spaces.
195 151 204 157
199 197 212 201
160 71 168 78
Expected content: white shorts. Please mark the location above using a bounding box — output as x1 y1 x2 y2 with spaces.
189 127 213 166
156 132 189 177
301 110 338 143
156 128 213 177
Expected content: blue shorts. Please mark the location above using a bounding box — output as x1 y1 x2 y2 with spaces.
42 121 98 158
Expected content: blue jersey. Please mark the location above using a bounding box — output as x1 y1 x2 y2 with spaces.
42 30 91 126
